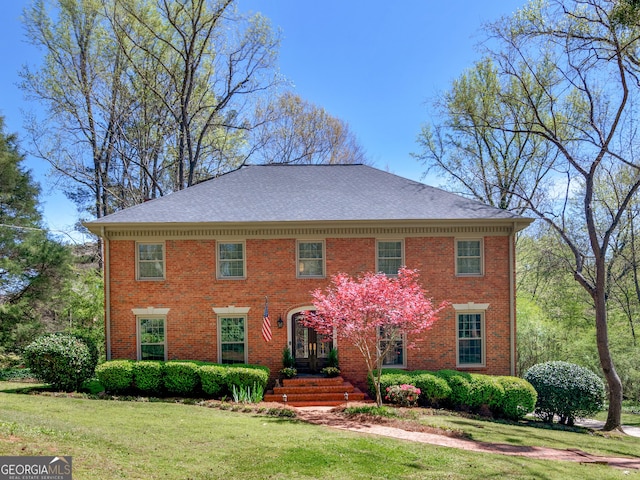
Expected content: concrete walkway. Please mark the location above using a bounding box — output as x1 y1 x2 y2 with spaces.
574 418 640 437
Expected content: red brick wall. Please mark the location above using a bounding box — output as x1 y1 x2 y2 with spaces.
107 235 513 389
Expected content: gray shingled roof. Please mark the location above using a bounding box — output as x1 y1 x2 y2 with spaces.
85 164 529 227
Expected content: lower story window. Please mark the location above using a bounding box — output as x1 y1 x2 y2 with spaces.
138 317 166 361
378 326 406 367
219 316 247 364
457 312 484 366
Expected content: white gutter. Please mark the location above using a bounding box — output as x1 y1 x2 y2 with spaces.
102 227 112 361
509 223 516 376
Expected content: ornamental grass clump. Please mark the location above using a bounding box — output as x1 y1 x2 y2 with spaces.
524 361 605 425
385 384 421 407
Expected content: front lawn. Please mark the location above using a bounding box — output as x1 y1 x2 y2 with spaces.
0 385 638 479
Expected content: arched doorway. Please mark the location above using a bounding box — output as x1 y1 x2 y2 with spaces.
291 312 333 373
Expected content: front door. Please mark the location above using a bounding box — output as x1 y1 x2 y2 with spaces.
292 313 332 373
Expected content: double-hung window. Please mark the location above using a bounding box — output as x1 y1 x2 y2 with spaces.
218 316 247 364
456 239 483 275
218 242 245 279
455 309 486 367
378 326 406 368
137 242 165 280
137 316 167 361
377 240 403 276
297 241 324 277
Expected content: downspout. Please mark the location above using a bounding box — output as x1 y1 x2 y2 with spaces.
102 226 112 360
509 223 516 376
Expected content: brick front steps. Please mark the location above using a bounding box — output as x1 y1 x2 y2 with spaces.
263 376 368 407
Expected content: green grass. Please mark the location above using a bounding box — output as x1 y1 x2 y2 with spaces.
0 385 638 479
412 409 640 459
593 402 640 428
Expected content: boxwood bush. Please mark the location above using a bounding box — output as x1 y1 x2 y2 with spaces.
23 333 98 392
95 360 134 393
133 361 163 394
496 376 538 420
436 370 473 408
198 365 227 396
411 372 452 407
225 366 269 392
524 361 605 425
163 361 200 395
467 374 504 411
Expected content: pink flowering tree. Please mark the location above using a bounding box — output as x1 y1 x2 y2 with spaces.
302 267 449 406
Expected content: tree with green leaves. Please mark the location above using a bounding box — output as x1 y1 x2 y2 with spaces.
419 0 640 430
415 57 557 214
0 117 71 351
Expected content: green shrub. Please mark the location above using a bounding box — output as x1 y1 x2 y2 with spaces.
321 366 340 377
0 352 23 369
327 348 339 368
23 333 98 392
496 376 537 420
412 372 452 406
133 361 163 394
467 374 504 411
369 370 412 399
524 361 605 425
282 347 295 368
385 384 421 406
163 362 200 395
436 370 472 408
198 365 227 396
225 366 269 392
95 360 134 393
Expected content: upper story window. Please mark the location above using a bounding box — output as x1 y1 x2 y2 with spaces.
218 242 245 279
377 240 403 276
137 242 165 280
456 239 483 276
297 240 324 277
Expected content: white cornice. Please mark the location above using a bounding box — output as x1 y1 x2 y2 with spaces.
94 220 527 240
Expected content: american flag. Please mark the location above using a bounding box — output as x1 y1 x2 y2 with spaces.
262 298 272 342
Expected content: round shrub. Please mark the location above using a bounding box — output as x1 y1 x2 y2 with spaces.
496 376 537 420
198 365 227 397
23 333 98 392
370 371 412 400
436 370 472 408
163 362 200 395
133 361 163 394
95 360 134 393
224 366 269 392
467 374 504 411
412 372 451 406
524 361 605 425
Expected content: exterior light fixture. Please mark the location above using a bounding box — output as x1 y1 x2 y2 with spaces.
282 393 287 405
344 392 349 405
277 316 284 329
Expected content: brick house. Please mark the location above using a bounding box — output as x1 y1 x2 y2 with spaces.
85 164 532 389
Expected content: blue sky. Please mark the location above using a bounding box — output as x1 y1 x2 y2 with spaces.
0 1 528 242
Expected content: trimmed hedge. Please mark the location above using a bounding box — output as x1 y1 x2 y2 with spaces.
412 372 452 406
496 376 538 420
163 362 200 395
95 360 270 399
524 361 605 425
23 333 98 392
198 365 227 396
95 360 134 393
372 368 536 420
133 361 163 394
